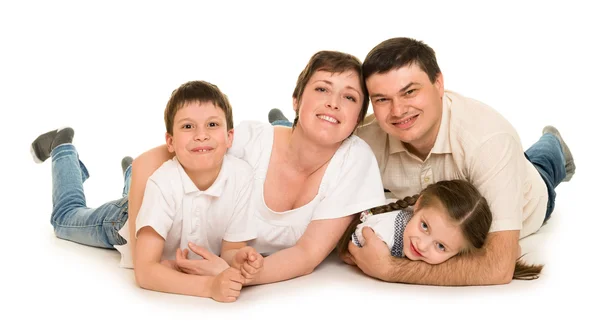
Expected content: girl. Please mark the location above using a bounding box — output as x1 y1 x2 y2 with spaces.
337 179 543 280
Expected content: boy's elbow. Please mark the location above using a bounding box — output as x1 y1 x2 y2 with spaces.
133 264 152 289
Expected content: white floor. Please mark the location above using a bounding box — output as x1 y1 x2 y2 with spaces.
3 1 599 335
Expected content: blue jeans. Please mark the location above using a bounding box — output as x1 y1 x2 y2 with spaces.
271 120 293 127
524 133 567 222
50 144 129 249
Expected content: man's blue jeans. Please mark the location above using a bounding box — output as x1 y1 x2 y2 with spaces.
525 133 567 222
50 144 129 249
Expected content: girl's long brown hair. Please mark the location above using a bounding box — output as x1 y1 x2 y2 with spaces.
337 180 543 280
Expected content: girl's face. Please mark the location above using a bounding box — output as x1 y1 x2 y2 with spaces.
294 70 364 145
403 201 468 265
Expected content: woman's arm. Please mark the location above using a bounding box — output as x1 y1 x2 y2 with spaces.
128 144 173 267
246 215 354 285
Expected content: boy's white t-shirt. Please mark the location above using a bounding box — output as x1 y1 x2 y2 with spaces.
228 121 387 255
115 154 256 269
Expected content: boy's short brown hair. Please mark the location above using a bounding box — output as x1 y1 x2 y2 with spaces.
164 80 233 134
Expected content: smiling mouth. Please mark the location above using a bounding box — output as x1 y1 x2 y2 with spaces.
410 242 423 257
317 114 340 124
392 115 418 129
191 148 214 153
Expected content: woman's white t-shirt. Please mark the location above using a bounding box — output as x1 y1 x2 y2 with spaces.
229 121 387 255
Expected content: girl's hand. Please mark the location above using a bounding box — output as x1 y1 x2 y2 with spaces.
175 243 229 276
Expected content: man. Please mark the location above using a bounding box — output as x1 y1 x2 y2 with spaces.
345 37 575 285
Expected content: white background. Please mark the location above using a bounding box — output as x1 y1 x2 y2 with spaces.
1 0 598 335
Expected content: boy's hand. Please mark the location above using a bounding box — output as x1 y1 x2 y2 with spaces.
233 246 264 285
175 243 229 276
160 259 181 271
210 267 244 303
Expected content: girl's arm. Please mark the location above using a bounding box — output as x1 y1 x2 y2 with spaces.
245 215 354 285
128 144 174 267
134 226 244 302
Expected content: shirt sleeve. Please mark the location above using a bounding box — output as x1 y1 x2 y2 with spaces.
312 137 387 221
228 120 269 169
355 211 398 249
135 179 175 239
469 133 526 232
222 170 257 242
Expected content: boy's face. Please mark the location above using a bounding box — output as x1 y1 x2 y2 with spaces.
166 102 233 177
366 64 444 154
402 200 467 265
293 70 363 145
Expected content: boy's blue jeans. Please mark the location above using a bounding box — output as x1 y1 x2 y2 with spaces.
50 144 129 249
525 133 567 222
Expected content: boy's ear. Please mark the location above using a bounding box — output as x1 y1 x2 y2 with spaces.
165 132 175 153
226 128 234 148
293 97 299 112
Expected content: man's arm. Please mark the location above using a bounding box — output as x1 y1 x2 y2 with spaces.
348 227 520 285
246 215 354 285
127 144 174 267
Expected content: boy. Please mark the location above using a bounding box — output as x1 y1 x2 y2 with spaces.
31 80 262 302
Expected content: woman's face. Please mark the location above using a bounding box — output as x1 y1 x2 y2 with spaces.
294 70 364 145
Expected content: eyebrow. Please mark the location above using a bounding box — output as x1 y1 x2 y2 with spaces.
370 82 416 99
313 79 362 96
176 116 222 124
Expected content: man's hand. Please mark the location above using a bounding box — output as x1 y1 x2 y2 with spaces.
175 243 229 276
210 267 245 303
346 226 394 281
232 246 264 284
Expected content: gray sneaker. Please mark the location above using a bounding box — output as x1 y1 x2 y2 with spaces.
30 127 75 163
268 108 289 123
121 156 133 175
543 125 575 181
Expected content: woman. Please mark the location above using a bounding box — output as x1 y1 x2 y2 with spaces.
128 50 386 285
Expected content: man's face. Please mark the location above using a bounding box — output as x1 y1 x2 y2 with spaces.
366 64 444 155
